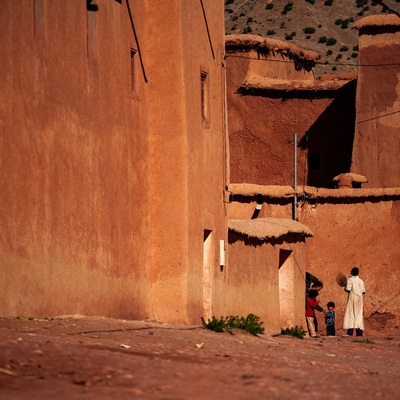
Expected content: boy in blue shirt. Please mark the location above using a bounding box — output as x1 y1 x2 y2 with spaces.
325 301 336 336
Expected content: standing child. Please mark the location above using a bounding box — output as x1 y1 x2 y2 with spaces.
306 289 324 338
325 301 336 336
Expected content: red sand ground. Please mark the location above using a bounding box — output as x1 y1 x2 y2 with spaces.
1 316 399 399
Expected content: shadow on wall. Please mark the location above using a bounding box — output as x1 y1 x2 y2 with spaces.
298 81 357 188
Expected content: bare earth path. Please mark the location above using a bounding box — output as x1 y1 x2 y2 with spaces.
1 316 399 399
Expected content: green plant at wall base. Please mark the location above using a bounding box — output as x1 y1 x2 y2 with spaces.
281 326 307 339
201 316 226 332
201 314 265 336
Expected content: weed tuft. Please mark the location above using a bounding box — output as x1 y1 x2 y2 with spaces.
201 314 264 336
281 326 307 339
352 338 375 344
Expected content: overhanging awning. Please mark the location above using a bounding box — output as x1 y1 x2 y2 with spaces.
228 218 313 240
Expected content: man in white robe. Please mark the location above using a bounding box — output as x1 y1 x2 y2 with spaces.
343 267 365 337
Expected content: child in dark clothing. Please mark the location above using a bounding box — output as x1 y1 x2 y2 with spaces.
325 301 336 336
306 289 324 338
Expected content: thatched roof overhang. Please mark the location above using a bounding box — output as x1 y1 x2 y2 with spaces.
227 184 400 200
225 34 320 72
238 76 356 94
353 14 400 30
225 34 320 61
229 218 313 240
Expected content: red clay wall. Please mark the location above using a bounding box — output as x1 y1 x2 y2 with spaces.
212 233 307 334
228 193 400 332
226 54 356 188
0 1 151 319
143 0 226 324
0 1 227 325
300 198 400 332
352 23 400 187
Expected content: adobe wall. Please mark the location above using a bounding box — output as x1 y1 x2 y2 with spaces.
212 233 307 334
226 52 356 187
226 191 400 332
143 0 226 324
181 0 227 325
0 1 151 319
352 19 400 187
0 1 227 325
300 198 400 333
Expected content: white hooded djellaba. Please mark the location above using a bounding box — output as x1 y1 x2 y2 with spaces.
343 274 366 330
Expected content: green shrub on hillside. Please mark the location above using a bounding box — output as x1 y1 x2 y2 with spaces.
326 38 337 46
282 2 293 15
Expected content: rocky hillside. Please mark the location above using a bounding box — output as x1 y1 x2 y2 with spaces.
224 0 400 77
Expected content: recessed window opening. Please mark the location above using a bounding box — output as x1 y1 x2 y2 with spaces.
130 48 138 94
201 70 210 128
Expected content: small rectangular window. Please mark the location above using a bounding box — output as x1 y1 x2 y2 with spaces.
130 48 138 95
201 70 210 128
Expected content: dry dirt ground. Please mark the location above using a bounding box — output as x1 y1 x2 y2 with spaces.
1 316 400 400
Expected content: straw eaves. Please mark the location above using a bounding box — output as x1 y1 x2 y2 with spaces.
228 218 313 240
240 76 354 92
353 14 400 30
225 34 320 62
